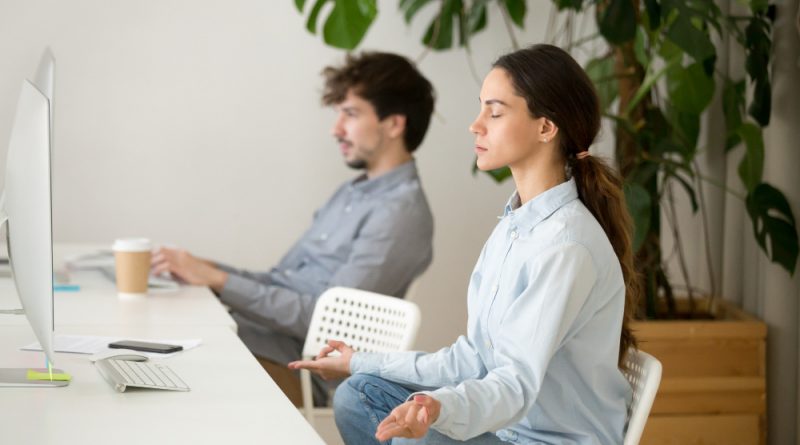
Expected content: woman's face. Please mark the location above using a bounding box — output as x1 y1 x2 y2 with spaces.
469 68 547 172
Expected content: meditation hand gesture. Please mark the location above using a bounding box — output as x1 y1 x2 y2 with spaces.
375 394 441 442
287 340 354 380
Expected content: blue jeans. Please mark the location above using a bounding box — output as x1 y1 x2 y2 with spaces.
333 374 507 445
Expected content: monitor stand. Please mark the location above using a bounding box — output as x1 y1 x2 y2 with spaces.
0 368 70 387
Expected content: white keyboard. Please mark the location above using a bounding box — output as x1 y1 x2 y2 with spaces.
95 358 190 392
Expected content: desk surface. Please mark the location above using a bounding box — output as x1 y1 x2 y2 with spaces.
0 243 236 329
0 245 324 444
0 278 237 329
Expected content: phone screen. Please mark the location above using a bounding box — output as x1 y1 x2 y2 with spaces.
108 340 183 354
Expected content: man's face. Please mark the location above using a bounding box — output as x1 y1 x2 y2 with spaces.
330 90 388 170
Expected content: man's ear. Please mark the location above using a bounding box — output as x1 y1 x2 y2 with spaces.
384 114 407 140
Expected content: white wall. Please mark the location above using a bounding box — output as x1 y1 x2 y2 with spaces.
0 0 567 352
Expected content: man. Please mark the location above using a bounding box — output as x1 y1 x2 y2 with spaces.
151 52 435 405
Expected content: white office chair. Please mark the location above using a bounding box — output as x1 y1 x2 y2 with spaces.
621 349 662 445
300 287 421 428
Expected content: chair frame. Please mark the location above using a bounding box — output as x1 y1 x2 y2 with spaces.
299 287 421 427
621 349 662 445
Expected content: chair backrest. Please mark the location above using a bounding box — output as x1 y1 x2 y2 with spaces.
621 349 662 445
302 287 421 358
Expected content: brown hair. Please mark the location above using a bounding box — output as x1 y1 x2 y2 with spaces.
493 44 640 366
321 51 435 153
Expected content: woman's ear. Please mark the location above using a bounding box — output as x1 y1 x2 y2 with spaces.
539 117 559 143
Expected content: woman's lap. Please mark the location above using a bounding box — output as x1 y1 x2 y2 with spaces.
333 374 506 445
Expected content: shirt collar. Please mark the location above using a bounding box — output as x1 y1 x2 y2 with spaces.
502 178 579 232
349 159 419 196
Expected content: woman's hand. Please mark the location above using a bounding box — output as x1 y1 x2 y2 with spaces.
287 340 354 380
375 394 441 442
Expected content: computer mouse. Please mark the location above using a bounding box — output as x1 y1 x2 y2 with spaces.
89 349 149 363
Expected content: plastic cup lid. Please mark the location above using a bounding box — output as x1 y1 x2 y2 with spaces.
112 238 152 252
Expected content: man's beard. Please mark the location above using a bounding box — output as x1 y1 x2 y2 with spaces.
345 158 367 170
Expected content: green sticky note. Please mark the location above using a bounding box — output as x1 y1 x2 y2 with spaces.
27 368 72 381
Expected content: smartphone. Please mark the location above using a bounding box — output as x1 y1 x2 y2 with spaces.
108 340 183 354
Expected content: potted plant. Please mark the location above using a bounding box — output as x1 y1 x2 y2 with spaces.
293 1 797 443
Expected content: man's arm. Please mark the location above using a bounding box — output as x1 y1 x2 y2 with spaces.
218 199 433 339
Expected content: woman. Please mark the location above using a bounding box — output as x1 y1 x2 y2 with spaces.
289 44 640 445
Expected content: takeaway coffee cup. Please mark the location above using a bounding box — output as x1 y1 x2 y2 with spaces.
112 238 152 295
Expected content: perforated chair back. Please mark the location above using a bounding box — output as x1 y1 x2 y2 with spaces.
302 287 421 358
300 287 421 427
621 349 662 445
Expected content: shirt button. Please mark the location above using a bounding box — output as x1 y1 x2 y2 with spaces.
344 205 352 213
491 284 499 293
319 233 328 241
510 230 518 239
485 339 492 348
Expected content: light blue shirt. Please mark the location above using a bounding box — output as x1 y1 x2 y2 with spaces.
351 178 631 444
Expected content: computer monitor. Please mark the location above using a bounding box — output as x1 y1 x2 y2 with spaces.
0 66 67 387
32 48 55 170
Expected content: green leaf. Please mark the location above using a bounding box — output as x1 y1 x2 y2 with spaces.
644 0 661 30
736 123 765 192
749 0 770 14
633 27 650 68
745 15 772 125
625 55 680 115
400 0 433 24
321 0 378 49
667 62 715 115
598 0 637 44
658 38 681 61
749 76 772 127
624 182 652 252
467 1 488 33
745 183 799 274
667 170 699 212
422 0 462 50
722 79 746 151
627 162 659 185
554 0 583 10
726 133 742 152
744 17 770 81
473 160 512 182
504 0 526 28
667 106 700 151
306 0 329 34
665 13 715 64
585 55 618 110
295 0 306 12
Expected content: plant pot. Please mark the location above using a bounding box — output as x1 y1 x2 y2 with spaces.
631 298 767 445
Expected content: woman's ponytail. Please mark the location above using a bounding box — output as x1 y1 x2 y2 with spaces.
571 156 640 366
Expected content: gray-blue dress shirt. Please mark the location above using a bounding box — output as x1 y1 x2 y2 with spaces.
216 160 433 366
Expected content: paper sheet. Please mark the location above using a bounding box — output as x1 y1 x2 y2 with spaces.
22 334 202 359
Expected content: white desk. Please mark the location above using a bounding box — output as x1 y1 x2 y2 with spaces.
0 279 237 329
0 246 324 444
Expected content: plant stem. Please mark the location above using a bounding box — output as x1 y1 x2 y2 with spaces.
665 183 695 311
693 159 718 303
696 172 747 201
498 0 519 50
